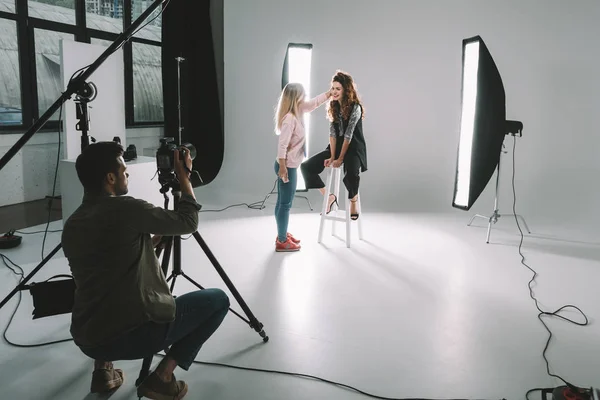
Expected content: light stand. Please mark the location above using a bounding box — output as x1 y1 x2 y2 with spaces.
0 0 167 313
74 81 98 153
175 56 184 146
136 181 268 386
467 120 531 243
0 0 166 172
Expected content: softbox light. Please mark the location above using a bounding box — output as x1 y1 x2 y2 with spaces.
452 35 506 211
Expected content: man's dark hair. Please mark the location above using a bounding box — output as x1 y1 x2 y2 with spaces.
75 141 124 194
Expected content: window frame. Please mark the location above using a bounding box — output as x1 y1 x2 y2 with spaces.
0 0 164 134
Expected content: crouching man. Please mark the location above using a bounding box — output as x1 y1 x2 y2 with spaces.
62 141 229 400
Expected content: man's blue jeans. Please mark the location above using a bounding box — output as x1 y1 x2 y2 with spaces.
80 289 230 371
274 161 297 243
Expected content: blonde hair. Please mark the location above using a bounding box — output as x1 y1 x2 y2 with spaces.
274 83 305 135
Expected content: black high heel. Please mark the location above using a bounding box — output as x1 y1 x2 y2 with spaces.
350 199 359 220
320 194 338 215
327 194 338 214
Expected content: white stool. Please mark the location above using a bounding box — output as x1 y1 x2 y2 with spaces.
317 166 363 248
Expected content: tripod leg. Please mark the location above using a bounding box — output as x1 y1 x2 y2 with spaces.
516 214 531 233
190 231 269 342
135 355 153 387
0 243 62 310
179 272 252 325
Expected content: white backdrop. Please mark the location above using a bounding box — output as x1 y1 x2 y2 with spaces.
203 0 600 232
60 40 125 160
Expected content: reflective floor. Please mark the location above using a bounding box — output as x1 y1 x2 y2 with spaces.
0 205 598 400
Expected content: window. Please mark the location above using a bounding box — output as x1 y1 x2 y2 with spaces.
35 29 74 120
132 0 161 32
0 0 165 133
0 0 16 14
282 43 313 191
86 0 123 34
0 18 22 126
132 41 163 122
29 0 75 24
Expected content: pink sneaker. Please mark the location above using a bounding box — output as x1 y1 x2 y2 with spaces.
275 237 301 252
275 233 300 244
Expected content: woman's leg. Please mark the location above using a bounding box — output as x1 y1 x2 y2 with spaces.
301 149 338 209
300 149 330 191
342 154 361 215
274 161 282 230
275 167 297 243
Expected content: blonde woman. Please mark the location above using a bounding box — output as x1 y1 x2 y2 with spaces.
274 83 331 251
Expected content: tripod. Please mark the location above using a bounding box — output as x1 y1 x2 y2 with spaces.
136 181 269 386
0 184 269 386
467 135 531 243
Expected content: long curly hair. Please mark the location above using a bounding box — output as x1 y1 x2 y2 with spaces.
326 70 365 122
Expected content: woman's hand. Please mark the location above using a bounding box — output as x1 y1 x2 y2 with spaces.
279 165 289 183
324 157 334 167
332 158 343 168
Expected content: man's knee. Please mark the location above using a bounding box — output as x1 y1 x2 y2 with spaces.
209 288 230 310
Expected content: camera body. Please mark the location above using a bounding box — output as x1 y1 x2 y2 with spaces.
156 137 196 187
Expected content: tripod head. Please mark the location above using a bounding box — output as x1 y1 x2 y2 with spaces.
159 178 182 196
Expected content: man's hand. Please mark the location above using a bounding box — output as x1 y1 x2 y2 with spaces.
174 148 192 182
152 235 165 249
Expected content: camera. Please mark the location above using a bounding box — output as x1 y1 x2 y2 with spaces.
156 137 196 187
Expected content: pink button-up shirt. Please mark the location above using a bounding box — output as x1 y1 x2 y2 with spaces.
276 92 329 168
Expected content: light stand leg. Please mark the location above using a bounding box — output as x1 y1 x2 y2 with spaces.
467 138 531 242
515 215 531 234
295 194 313 211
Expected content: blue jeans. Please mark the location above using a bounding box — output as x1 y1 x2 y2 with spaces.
79 288 230 371
274 161 297 242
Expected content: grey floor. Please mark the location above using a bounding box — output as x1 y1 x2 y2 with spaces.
0 204 598 400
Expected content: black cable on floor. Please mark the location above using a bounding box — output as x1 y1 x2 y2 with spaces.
0 253 73 348
198 179 278 212
0 253 503 400
509 136 590 400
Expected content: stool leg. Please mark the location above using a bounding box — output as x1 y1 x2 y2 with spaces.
318 167 333 243
332 168 340 237
346 188 351 248
357 192 364 240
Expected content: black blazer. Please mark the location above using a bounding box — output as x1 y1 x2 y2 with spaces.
328 104 368 172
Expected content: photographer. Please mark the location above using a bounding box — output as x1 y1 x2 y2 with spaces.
62 141 229 400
